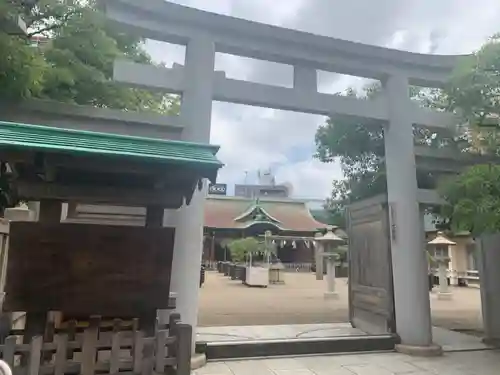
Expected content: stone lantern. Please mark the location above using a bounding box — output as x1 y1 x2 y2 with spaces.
314 231 324 280
428 231 456 300
315 226 345 299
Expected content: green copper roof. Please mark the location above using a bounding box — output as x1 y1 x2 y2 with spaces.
0 121 223 167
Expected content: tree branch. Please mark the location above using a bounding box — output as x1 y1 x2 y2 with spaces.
27 8 79 37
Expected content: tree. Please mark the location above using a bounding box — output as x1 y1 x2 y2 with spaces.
315 83 449 222
446 35 500 126
445 34 500 155
439 164 500 235
227 237 265 263
315 85 386 210
321 180 349 227
0 0 179 114
436 35 500 235
0 0 180 213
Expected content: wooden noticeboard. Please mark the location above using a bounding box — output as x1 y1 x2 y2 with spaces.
4 222 175 316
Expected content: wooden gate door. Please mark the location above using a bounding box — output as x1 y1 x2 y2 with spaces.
347 195 396 335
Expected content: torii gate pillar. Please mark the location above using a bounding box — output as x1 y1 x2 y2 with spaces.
384 75 439 355
167 38 216 351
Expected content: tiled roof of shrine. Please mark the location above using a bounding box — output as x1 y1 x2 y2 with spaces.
204 196 328 232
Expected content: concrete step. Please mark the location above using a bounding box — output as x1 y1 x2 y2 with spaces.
197 334 399 360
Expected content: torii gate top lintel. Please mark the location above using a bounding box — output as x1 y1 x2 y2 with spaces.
104 0 466 87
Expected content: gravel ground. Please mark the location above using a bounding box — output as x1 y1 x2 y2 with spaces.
198 271 483 334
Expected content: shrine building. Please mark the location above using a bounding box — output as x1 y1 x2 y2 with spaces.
202 195 346 264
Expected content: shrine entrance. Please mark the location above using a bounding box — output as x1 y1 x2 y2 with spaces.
100 0 462 359
1 0 495 370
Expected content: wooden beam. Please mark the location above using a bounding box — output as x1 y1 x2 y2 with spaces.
0 150 34 164
145 206 164 228
0 151 208 183
43 154 181 177
38 200 61 223
16 182 186 208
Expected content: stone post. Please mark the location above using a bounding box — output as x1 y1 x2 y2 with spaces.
324 253 340 300
314 232 324 281
437 260 452 300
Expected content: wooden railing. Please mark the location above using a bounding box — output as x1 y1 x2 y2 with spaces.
429 268 481 286
0 314 192 375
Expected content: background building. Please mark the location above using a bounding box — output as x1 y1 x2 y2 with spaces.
233 169 292 199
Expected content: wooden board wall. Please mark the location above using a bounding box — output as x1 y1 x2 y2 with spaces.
4 223 175 316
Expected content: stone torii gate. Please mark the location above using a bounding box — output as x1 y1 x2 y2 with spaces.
103 0 465 354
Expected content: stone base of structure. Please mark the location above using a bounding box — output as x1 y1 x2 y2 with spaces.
191 353 207 370
482 337 500 348
437 292 453 301
324 291 339 300
395 343 442 357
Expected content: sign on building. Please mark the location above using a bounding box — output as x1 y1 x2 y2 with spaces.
209 183 227 195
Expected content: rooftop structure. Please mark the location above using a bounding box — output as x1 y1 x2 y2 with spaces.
204 196 328 233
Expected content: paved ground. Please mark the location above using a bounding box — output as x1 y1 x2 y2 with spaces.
194 350 500 375
198 271 483 333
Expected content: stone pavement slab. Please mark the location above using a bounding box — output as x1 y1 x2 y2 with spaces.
432 326 490 351
193 350 500 375
196 323 365 342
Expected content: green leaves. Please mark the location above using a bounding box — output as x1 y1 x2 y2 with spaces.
439 164 500 235
446 34 500 129
0 0 180 114
314 83 447 210
227 237 265 263
0 0 179 213
0 33 46 99
436 35 500 235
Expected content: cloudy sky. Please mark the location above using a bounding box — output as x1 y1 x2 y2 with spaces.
145 0 500 200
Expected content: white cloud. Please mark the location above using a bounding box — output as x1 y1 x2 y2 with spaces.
142 0 500 200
